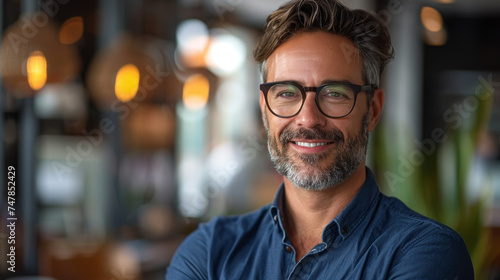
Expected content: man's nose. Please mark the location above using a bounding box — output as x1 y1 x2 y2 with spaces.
294 92 326 128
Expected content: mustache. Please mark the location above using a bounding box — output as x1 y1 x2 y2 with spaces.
279 127 344 144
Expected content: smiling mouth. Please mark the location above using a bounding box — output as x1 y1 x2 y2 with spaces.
291 141 335 147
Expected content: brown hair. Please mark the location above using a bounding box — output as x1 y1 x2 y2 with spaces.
254 0 394 87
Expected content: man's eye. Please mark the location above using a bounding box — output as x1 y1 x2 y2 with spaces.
326 91 347 98
277 91 297 98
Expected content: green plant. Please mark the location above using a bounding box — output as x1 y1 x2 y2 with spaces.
370 79 494 279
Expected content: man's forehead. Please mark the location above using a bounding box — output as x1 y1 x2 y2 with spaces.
265 32 363 82
270 50 324 70
269 40 361 68
269 48 361 73
274 50 324 62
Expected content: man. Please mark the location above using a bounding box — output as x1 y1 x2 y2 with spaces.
166 0 474 279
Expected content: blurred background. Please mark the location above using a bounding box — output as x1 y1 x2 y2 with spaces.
0 0 499 279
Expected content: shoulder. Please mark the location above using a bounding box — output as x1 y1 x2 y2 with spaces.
378 195 474 279
199 204 273 238
380 195 464 244
166 205 272 279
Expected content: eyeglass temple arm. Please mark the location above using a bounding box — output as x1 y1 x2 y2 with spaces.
361 85 377 93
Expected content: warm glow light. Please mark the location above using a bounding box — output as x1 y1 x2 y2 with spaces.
59 16 84 45
183 74 209 110
421 6 443 32
27 51 47 91
115 64 140 102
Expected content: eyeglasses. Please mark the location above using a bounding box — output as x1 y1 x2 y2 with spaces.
260 81 375 118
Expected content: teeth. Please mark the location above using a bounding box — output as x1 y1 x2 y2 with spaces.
295 142 330 147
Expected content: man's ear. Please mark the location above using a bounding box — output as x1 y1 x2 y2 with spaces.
367 88 385 132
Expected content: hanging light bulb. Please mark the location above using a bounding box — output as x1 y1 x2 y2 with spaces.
0 12 80 97
115 64 140 102
86 34 176 108
27 51 47 91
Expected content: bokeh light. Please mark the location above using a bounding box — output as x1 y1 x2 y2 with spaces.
206 31 246 76
421 6 444 32
182 74 210 110
115 64 140 102
176 19 209 59
27 51 47 91
59 16 84 45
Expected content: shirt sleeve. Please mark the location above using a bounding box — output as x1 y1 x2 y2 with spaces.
388 229 474 280
165 224 210 280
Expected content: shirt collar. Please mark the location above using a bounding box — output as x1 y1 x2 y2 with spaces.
268 167 381 240
269 182 285 226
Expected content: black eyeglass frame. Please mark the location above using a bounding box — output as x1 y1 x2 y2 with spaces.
260 81 376 119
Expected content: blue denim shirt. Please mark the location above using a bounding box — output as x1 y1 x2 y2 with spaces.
166 169 474 279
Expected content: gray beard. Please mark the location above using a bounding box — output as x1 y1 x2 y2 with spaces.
266 114 369 191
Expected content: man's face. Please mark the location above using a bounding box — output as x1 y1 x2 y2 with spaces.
260 31 383 191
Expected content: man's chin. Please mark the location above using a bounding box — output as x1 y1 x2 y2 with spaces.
286 173 337 191
285 166 332 185
296 153 338 170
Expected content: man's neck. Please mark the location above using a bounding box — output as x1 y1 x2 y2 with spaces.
282 164 367 261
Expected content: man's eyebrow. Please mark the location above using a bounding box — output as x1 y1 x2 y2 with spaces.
270 79 356 85
320 79 353 84
269 79 302 84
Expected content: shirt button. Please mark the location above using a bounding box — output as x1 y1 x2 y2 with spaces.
273 215 277 222
341 226 349 235
285 246 292 253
